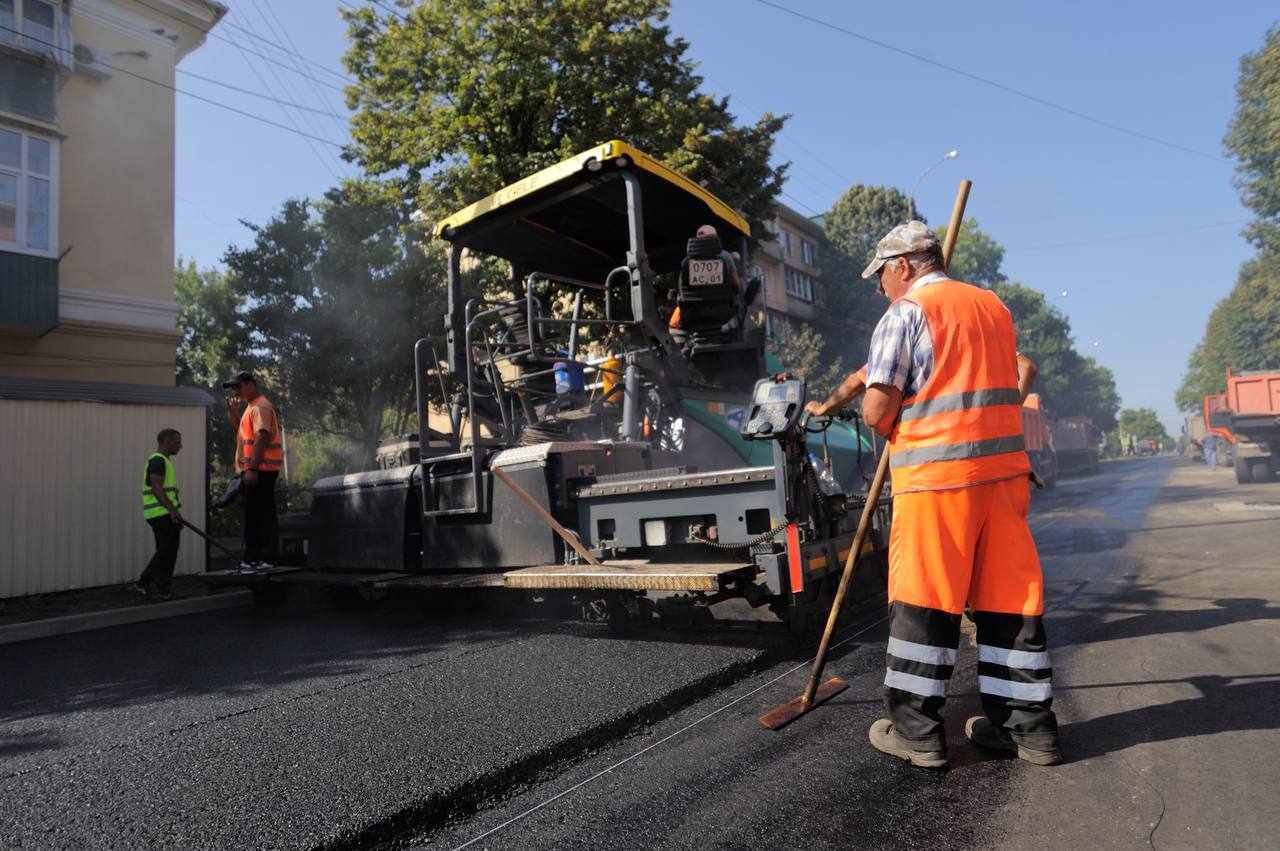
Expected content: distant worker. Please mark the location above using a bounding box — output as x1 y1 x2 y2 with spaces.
806 221 1060 769
1204 433 1218 471
136 429 184 601
223 371 283 573
668 224 741 348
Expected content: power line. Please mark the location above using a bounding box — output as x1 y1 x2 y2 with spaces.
206 32 348 93
780 190 820 217
233 4 349 176
0 24 346 150
178 69 347 119
256 0 354 142
219 20 354 84
751 0 1231 165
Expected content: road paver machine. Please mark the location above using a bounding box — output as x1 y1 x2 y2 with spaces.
208 141 888 632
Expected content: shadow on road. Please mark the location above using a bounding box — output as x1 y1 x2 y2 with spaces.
1063 673 1280 760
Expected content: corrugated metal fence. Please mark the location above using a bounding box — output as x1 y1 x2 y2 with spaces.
0 399 208 597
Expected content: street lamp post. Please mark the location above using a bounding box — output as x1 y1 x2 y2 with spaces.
908 149 959 214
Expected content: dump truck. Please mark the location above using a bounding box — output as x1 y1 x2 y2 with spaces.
1051 416 1100 476
206 141 887 634
1225 368 1280 484
1022 394 1058 489
1184 414 1206 462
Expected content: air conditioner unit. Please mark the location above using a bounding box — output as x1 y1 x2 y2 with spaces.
72 44 112 81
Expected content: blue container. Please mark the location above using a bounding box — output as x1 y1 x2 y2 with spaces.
553 361 585 394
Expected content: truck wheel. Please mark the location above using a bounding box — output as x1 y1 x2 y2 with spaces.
1252 460 1275 483
1234 453 1254 484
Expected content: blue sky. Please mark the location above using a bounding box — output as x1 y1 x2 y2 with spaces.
174 1 1278 432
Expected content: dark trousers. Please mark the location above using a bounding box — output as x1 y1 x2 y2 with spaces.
241 470 279 564
140 516 181 592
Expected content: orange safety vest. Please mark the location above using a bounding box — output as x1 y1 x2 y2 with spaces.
237 395 283 473
888 279 1031 494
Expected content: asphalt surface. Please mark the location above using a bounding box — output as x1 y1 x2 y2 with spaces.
420 458 1280 851
4 458 1277 850
0 595 787 849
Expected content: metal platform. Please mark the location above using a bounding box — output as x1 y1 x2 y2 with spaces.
502 561 754 592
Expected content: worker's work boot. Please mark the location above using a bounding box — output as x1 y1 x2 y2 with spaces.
868 719 948 769
965 716 1062 766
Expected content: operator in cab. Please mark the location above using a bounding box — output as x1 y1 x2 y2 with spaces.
806 221 1061 770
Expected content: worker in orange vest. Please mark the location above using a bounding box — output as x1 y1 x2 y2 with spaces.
806 221 1059 769
222 371 284 573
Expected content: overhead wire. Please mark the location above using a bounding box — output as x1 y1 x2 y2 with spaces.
0 24 345 150
249 0 354 146
751 0 1231 165
223 7 348 180
177 69 347 120
219 20 354 84
206 32 349 92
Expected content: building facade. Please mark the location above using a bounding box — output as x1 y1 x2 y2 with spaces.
0 0 224 597
750 202 824 344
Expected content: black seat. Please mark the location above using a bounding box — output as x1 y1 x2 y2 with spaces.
674 235 739 349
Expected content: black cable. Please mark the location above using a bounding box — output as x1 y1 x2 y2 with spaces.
752 0 1230 165
695 523 789 551
0 24 346 150
207 32 349 91
218 21 354 84
177 69 347 119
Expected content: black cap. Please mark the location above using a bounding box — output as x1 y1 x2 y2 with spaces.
221 370 256 389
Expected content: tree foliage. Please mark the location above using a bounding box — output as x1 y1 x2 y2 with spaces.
767 323 851 401
222 186 447 470
1180 26 1280 409
1118 407 1170 442
342 0 787 233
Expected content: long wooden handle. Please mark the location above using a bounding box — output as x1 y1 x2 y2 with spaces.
799 179 973 708
492 465 602 567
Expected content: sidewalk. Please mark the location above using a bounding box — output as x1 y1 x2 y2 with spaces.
0 575 249 645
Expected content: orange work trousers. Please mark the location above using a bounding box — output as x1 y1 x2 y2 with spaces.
883 474 1057 750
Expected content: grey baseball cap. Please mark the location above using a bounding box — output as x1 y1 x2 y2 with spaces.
861 220 940 279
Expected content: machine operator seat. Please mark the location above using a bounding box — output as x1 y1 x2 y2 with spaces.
670 229 741 352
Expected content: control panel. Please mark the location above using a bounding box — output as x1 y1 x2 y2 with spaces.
742 376 805 440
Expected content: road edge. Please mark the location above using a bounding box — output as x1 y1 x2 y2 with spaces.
0 590 253 646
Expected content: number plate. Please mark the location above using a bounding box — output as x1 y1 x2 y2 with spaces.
688 259 724 286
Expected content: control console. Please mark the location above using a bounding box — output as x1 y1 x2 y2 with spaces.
742 376 806 440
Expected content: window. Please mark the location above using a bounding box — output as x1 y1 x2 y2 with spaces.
784 267 815 302
0 125 57 256
766 309 789 342
0 0 59 56
801 239 816 266
778 228 792 256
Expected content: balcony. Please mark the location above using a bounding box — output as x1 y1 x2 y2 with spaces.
0 249 57 336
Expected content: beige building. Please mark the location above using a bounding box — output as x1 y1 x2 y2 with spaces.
750 202 823 343
0 0 225 597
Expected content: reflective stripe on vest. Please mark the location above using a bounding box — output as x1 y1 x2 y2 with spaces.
238 395 284 472
142 452 180 519
888 280 1031 493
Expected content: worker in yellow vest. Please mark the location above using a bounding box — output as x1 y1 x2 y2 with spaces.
222 371 284 573
807 221 1059 769
136 428 184 601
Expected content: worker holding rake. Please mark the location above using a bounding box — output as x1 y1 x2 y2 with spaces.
807 220 1061 769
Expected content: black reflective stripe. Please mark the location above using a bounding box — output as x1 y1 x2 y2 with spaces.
890 434 1026 469
898 387 1022 422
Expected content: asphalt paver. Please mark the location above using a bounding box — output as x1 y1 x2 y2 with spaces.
422 459 1280 851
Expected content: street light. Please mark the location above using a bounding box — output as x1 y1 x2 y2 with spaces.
908 149 959 213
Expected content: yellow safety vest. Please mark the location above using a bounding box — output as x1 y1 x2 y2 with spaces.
142 452 180 520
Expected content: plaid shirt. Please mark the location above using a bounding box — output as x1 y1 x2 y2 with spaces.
864 271 949 397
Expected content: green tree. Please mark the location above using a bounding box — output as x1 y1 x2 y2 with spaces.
815 184 917 371
767 323 851 400
1225 26 1280 252
934 218 1007 287
1118 407 1170 442
175 258 247 479
223 185 448 470
342 0 787 233
1180 27 1280 409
